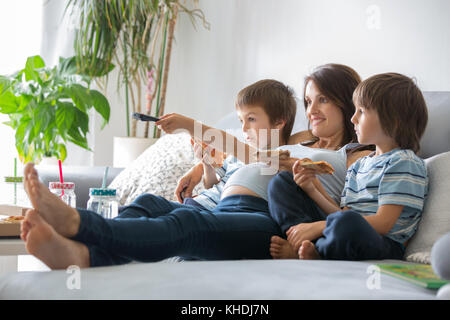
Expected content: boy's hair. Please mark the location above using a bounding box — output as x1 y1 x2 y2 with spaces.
353 73 428 154
236 79 297 144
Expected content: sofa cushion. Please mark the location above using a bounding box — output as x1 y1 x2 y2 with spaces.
405 151 450 262
109 133 205 205
0 259 436 299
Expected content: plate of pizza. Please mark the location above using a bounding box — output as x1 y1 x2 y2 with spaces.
0 215 24 237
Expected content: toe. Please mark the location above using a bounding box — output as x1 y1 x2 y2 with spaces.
25 209 43 225
271 235 286 245
24 162 37 178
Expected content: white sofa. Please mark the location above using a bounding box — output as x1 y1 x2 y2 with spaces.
0 91 449 300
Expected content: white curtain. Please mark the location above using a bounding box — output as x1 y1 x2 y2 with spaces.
0 0 43 178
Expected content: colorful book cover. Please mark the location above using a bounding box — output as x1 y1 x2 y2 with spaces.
376 264 450 289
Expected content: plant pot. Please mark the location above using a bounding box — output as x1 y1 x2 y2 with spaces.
113 136 158 168
38 156 60 166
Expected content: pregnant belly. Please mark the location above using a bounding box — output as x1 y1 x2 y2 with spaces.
220 185 261 200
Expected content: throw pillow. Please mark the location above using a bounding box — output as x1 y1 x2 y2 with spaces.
109 133 205 205
404 151 450 260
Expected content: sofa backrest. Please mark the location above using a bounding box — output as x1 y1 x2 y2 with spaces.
418 91 450 158
215 91 450 159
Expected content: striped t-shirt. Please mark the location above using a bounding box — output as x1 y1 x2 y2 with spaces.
340 148 428 244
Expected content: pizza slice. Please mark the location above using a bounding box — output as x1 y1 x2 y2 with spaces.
296 158 335 175
190 138 224 167
0 215 25 224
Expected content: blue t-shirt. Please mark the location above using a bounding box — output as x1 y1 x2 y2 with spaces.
340 148 428 244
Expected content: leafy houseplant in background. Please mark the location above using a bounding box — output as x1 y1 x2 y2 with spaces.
0 55 111 163
65 0 209 139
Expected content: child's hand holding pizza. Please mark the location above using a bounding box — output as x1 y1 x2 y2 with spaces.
191 138 223 168
292 159 318 194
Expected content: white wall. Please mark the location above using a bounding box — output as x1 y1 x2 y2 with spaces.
89 0 450 166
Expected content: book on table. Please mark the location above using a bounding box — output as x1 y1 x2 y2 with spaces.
376 263 450 289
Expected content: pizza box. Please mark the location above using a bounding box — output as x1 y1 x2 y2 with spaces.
0 204 30 237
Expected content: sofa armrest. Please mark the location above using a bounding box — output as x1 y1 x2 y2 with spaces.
35 165 124 209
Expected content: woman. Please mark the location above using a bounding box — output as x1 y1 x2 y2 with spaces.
21 64 371 269
176 64 374 259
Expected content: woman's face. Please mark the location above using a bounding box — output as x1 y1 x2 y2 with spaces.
304 80 345 140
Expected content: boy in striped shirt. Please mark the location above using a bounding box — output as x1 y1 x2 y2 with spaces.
289 73 429 260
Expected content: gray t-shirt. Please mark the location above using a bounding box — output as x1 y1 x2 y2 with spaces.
193 143 360 208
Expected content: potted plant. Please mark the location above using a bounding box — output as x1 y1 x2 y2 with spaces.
65 0 209 166
0 55 111 164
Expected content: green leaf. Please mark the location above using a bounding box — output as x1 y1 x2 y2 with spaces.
67 126 91 151
55 102 75 136
33 104 53 138
24 55 45 82
15 119 29 145
90 89 110 128
73 107 89 135
0 75 13 94
0 90 18 113
57 143 67 162
64 84 91 112
25 118 35 145
57 56 78 77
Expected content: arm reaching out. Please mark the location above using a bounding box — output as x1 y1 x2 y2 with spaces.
156 113 258 164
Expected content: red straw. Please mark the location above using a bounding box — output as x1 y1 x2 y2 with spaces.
58 159 64 196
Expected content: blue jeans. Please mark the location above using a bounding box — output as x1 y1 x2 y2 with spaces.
72 194 282 267
268 171 405 260
268 171 327 234
316 210 405 260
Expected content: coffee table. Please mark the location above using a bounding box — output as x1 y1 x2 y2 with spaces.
0 238 27 275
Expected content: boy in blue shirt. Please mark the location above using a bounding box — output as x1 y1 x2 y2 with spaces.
288 73 429 260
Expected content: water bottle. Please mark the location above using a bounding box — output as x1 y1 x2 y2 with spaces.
87 188 119 219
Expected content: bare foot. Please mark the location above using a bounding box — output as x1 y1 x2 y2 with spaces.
22 209 90 270
270 236 299 259
298 240 321 260
23 162 80 238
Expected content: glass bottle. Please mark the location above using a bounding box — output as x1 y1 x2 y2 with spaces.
49 182 77 208
1 176 31 207
87 188 119 219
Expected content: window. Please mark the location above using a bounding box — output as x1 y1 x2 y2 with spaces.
0 1 43 178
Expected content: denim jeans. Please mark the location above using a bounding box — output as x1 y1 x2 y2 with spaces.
268 171 327 234
72 194 282 267
316 210 405 260
268 171 405 261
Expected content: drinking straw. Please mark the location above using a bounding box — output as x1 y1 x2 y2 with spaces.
102 166 109 189
13 158 17 205
58 159 64 196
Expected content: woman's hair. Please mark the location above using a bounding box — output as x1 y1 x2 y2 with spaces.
353 73 428 154
236 79 297 144
303 63 362 148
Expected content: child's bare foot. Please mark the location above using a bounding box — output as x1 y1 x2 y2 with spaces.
298 240 321 260
270 236 299 259
23 162 80 238
22 209 90 270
